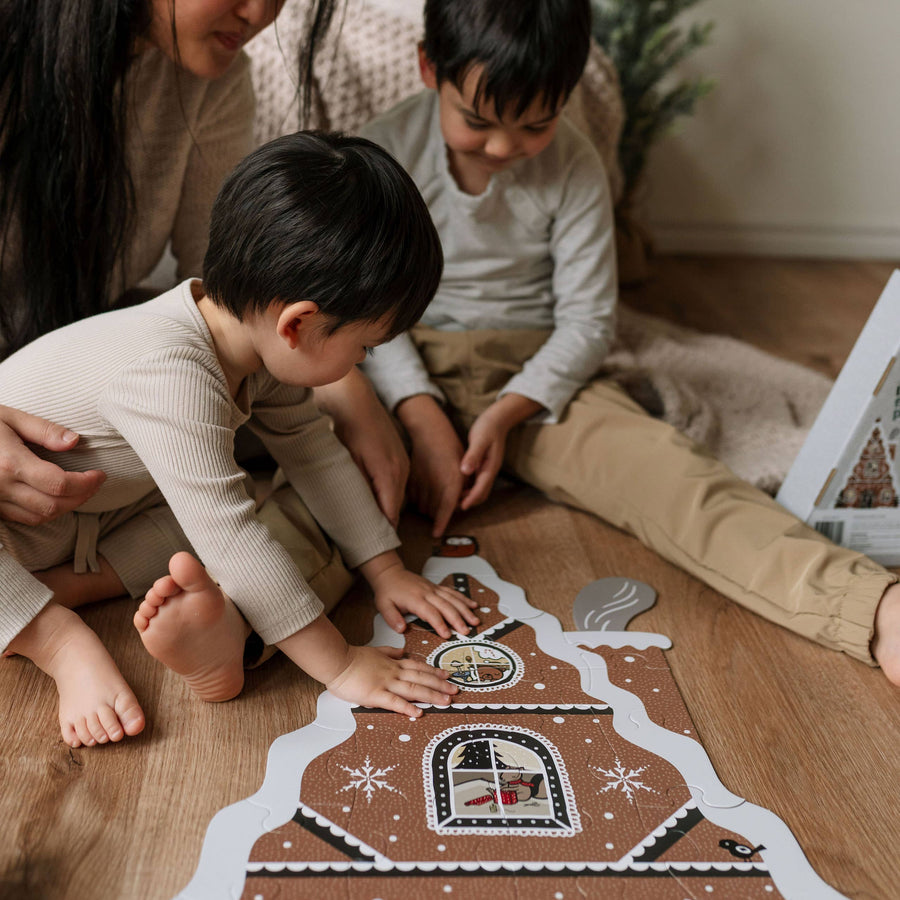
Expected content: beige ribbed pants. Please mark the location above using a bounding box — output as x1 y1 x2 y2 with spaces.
411 325 895 665
0 478 352 654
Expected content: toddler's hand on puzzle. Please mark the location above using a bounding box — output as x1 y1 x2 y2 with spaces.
325 644 458 717
364 552 480 639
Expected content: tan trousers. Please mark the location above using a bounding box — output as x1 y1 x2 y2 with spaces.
411 325 895 665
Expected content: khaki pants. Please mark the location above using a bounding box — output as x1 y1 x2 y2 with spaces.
411 325 895 664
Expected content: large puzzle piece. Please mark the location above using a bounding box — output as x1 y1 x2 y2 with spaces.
177 536 845 900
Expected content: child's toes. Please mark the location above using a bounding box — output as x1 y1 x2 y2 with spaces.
61 722 80 748
87 712 110 744
115 693 145 737
99 705 125 742
73 718 95 747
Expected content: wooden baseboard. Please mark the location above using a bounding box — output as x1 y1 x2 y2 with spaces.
649 221 900 260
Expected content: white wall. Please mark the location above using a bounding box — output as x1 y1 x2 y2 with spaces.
645 0 900 259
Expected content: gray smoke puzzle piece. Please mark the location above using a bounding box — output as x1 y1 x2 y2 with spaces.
573 577 657 631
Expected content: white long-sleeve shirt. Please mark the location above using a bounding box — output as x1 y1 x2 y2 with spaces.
360 90 617 423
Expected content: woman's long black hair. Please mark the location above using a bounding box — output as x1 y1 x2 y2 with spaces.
0 0 340 358
0 0 150 356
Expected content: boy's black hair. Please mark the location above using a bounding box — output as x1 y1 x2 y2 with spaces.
422 0 591 120
203 131 443 337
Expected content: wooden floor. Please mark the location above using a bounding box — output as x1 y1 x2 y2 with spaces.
2 257 899 900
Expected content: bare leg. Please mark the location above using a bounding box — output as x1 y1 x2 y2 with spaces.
34 554 126 610
8 602 145 747
134 552 249 702
872 582 900 686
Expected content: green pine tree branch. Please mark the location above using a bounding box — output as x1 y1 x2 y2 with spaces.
591 0 715 199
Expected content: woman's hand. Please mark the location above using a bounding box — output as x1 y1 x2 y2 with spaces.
0 406 106 525
314 369 409 527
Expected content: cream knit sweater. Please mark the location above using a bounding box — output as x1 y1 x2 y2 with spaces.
1 47 255 352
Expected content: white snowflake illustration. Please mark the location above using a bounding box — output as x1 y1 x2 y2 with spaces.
338 755 402 804
591 756 655 804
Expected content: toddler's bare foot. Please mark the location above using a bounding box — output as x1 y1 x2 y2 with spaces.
134 552 249 702
872 582 900 686
9 603 145 748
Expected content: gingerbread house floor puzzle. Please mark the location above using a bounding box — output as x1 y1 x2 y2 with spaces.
176 536 844 899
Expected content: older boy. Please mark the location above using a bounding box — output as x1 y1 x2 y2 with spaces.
0 131 479 749
360 0 900 682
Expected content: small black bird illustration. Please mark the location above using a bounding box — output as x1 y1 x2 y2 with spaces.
719 838 765 859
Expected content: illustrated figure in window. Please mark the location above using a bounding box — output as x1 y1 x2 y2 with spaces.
448 738 553 819
464 767 547 809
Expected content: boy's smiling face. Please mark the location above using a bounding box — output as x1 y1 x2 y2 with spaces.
419 48 562 195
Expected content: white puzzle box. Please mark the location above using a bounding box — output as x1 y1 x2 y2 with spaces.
777 270 900 564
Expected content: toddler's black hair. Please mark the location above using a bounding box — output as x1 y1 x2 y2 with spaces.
203 131 442 337
422 0 592 119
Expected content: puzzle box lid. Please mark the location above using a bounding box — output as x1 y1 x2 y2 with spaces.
777 270 900 564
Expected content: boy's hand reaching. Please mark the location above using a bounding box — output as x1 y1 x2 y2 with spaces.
314 369 410 527
460 394 544 510
326 644 458 718
361 550 480 638
459 411 510 510
397 394 466 536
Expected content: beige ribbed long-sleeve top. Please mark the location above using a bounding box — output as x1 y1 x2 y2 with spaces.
1 48 255 353
0 282 399 648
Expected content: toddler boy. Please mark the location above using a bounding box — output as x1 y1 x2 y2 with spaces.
0 131 479 748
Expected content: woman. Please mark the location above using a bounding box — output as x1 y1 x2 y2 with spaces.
0 0 408 532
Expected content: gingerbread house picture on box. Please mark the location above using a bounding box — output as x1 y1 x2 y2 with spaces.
779 269 900 564
178 537 845 900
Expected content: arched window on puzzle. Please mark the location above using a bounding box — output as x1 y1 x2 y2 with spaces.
423 725 581 837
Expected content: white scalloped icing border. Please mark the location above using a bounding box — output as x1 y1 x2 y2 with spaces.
618 798 697 864
289 803 385 862
245 859 768 874
422 702 610 711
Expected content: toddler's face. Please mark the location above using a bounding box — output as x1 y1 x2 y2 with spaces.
144 0 283 80
420 51 562 194
261 310 394 389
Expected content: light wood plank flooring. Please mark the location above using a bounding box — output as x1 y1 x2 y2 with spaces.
1 257 898 900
